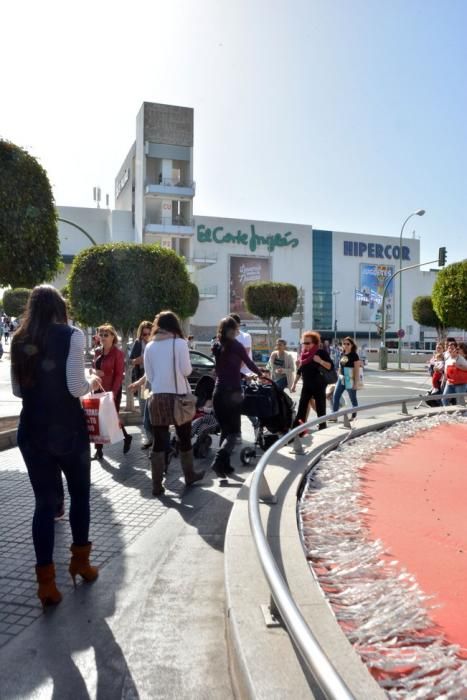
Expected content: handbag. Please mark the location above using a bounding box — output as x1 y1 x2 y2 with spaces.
81 391 122 444
172 338 197 426
319 363 338 385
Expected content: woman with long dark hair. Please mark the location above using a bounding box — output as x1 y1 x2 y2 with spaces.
291 330 332 430
144 310 205 496
211 316 262 477
91 324 132 460
11 285 101 607
332 336 361 419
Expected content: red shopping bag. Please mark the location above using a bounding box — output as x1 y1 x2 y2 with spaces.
81 392 122 444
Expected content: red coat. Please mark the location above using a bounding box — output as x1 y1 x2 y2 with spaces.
93 345 125 396
446 363 467 385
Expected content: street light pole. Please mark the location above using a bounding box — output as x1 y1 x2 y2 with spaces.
58 217 98 247
397 209 425 369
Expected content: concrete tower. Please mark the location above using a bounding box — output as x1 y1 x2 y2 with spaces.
115 102 195 258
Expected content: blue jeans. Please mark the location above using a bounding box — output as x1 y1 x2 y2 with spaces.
332 376 358 414
442 383 467 406
274 375 288 391
143 399 153 440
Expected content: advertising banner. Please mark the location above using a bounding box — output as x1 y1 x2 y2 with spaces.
229 256 271 320
359 263 394 323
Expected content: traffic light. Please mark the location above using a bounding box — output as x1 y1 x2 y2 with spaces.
438 246 447 267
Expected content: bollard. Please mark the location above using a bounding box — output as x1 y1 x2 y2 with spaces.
290 435 306 454
261 595 283 628
259 473 277 504
343 412 352 428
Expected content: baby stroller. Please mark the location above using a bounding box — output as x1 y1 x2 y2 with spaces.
240 380 295 465
170 375 219 459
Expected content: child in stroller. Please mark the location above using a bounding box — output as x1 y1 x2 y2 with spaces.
170 375 220 459
240 379 295 465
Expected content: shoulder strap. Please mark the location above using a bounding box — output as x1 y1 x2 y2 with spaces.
172 337 180 394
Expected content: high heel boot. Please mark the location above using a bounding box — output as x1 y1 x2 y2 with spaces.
150 451 166 496
69 543 99 585
36 563 62 608
180 448 205 487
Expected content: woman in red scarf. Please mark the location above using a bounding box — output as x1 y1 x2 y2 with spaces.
291 331 333 430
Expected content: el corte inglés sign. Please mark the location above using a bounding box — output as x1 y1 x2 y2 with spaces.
197 224 299 253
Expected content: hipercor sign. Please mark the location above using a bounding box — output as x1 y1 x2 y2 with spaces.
343 240 410 261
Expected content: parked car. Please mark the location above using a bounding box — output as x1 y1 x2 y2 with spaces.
188 349 215 389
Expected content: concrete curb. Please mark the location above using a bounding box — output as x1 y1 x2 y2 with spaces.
0 410 142 452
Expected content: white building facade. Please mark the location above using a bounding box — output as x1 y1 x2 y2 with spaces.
56 102 441 348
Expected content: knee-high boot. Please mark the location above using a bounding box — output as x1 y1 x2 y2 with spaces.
179 448 205 487
151 451 166 496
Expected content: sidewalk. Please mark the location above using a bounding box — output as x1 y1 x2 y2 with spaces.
0 426 247 699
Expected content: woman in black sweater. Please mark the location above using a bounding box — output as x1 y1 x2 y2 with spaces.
291 331 333 431
211 316 262 477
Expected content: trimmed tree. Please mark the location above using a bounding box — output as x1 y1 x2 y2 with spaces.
412 295 445 337
182 282 200 319
68 243 193 409
3 288 31 318
244 282 298 350
0 140 61 287
432 260 467 331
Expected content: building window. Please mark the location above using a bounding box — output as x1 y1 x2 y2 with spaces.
312 229 333 331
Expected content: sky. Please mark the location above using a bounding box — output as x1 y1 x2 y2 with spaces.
1 0 466 266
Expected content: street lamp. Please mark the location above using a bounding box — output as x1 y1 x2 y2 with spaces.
398 209 425 369
332 290 340 343
58 217 98 247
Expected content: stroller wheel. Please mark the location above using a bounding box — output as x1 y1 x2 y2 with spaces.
241 447 257 466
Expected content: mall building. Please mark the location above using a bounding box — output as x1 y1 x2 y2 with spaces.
57 101 440 348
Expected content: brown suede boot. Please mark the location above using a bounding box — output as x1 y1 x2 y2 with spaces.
36 563 62 608
151 451 166 496
69 543 99 585
180 448 205 487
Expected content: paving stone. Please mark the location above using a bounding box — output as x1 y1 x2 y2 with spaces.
0 427 182 647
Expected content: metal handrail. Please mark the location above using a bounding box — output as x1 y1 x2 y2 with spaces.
248 392 467 700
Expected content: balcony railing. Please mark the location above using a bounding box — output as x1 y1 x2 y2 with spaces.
184 253 218 268
199 286 218 299
145 179 196 194
145 216 194 228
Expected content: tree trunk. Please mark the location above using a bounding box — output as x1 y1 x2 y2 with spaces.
122 330 135 412
265 319 272 352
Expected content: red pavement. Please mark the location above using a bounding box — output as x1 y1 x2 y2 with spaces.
363 423 467 652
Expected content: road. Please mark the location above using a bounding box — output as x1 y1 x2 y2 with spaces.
0 350 432 422
0 351 21 418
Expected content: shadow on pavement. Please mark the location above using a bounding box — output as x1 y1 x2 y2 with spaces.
0 468 140 700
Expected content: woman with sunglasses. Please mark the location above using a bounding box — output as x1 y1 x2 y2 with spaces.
130 320 153 449
332 336 361 419
91 324 132 460
291 331 332 431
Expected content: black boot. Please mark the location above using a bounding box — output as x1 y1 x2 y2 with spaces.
123 434 133 454
210 448 234 478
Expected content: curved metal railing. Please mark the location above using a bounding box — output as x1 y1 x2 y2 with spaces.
248 393 467 700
